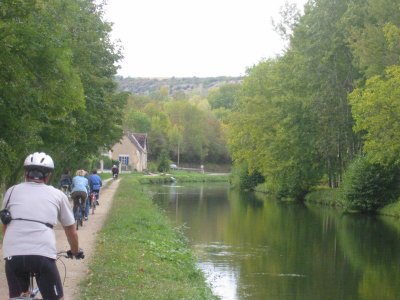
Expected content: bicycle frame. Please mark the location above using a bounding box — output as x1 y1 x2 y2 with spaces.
60 185 70 198
73 196 85 230
9 280 39 299
90 191 98 214
9 252 71 300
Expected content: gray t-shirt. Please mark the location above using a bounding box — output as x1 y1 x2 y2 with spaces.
2 182 75 259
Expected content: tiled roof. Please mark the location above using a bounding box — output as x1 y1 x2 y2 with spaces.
133 133 147 149
126 132 147 153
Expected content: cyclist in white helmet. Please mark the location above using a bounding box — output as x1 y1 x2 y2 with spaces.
1 152 84 299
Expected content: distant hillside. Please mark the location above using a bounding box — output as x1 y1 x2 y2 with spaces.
115 76 243 95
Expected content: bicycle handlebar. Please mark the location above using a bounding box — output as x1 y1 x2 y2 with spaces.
58 249 85 259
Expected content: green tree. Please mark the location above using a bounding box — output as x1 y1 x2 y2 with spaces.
228 0 371 198
289 0 362 187
164 100 209 163
341 156 400 212
145 104 171 160
168 124 183 166
124 111 152 133
349 66 400 165
157 149 171 173
344 0 400 78
208 83 241 110
0 1 85 185
0 0 126 187
228 58 323 199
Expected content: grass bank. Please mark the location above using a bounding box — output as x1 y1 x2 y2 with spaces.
304 187 345 207
139 170 229 184
80 174 218 299
378 201 400 218
304 186 400 218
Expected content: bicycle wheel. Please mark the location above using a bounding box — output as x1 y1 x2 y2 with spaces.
75 197 83 230
91 192 97 215
76 209 80 230
61 185 70 198
91 198 96 215
73 202 79 230
79 201 84 227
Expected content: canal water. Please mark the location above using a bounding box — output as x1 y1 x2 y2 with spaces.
143 182 400 300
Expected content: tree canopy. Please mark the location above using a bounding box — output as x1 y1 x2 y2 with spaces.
227 0 400 201
123 91 231 165
0 0 127 187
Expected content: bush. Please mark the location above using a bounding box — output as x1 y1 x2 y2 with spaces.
341 156 400 212
157 150 171 173
147 161 158 173
230 162 264 191
99 156 118 169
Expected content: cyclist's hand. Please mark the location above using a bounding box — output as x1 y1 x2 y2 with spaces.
75 250 85 259
67 249 85 259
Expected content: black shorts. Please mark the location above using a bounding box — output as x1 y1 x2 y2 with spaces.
91 190 100 200
5 255 63 299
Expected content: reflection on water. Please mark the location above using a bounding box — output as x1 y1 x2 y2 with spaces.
144 183 400 300
199 260 239 300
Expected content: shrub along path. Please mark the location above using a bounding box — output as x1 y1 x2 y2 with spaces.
0 178 120 299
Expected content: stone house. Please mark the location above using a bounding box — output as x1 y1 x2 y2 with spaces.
108 132 148 172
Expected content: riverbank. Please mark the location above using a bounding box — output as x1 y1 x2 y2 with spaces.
139 170 230 184
79 173 219 299
304 186 400 218
304 187 345 207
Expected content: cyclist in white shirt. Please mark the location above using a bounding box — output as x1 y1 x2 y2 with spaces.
1 152 84 300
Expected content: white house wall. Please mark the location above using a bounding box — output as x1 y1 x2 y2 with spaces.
111 134 147 172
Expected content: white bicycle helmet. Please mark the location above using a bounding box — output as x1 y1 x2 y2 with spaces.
24 152 54 179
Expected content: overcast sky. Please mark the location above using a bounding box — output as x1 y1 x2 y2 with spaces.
103 0 308 78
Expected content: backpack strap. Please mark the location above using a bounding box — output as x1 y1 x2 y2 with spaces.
4 186 53 229
12 218 53 229
3 186 16 209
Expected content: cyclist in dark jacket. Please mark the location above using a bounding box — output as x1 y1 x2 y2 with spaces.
59 169 72 191
111 164 119 179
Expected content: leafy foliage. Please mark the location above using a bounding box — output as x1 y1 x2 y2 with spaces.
230 162 265 191
341 156 400 212
227 0 378 198
207 83 241 110
157 149 171 173
0 0 127 187
228 58 324 200
123 88 231 165
349 66 400 166
344 0 400 79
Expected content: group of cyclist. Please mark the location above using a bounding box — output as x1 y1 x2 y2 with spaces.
0 152 112 299
1 152 86 299
60 168 102 221
1 152 115 299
